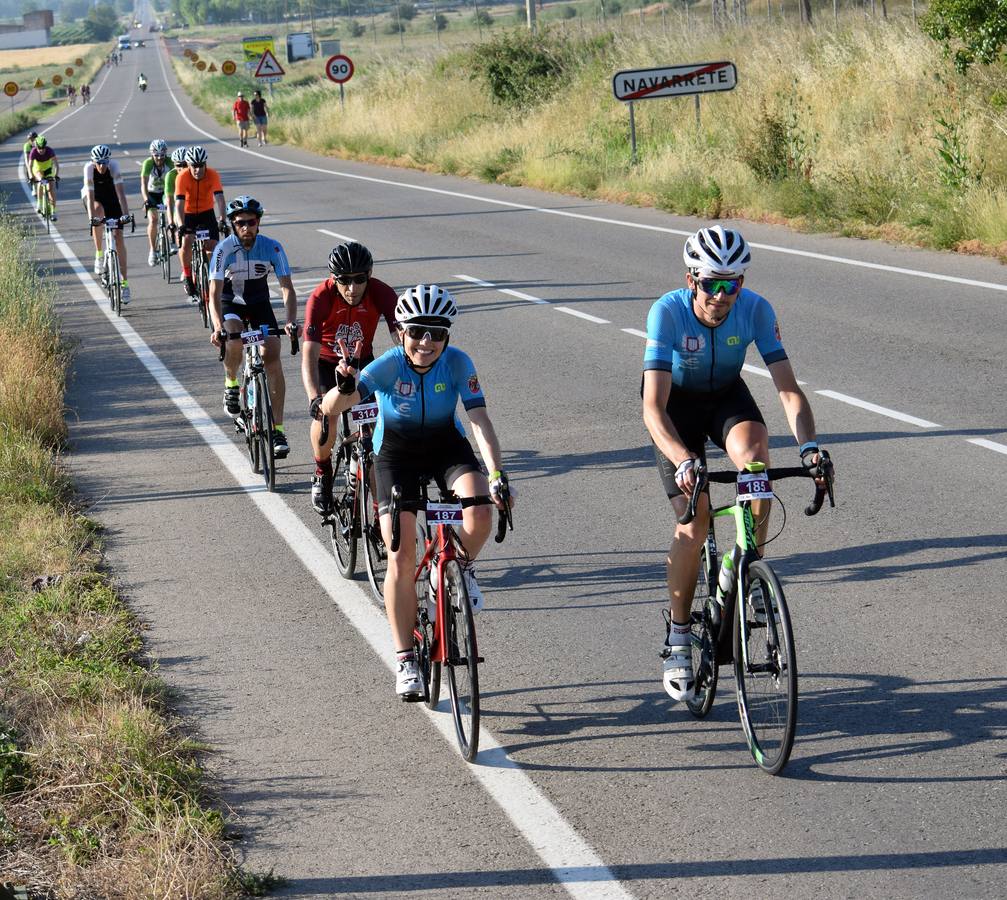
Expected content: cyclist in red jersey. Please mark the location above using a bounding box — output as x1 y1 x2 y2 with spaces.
302 242 397 515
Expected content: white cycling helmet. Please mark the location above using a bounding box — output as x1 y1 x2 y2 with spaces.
170 146 188 165
90 144 111 163
395 284 458 327
185 145 208 165
683 226 751 277
149 138 167 156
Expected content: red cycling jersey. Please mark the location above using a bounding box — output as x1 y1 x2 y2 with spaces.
304 276 398 364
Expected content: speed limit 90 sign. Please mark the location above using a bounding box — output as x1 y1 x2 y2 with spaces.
325 54 353 84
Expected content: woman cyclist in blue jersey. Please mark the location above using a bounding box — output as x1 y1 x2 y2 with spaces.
321 284 513 700
642 225 831 704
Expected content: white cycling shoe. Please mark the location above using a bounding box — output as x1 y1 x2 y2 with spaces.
395 655 423 701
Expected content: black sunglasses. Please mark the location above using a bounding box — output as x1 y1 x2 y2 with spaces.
404 325 449 342
231 218 258 228
334 273 368 286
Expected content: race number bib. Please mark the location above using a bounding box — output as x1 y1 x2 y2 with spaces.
350 402 378 425
195 228 210 240
737 471 774 501
426 501 463 524
240 329 265 347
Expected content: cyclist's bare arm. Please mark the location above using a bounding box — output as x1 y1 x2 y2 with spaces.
213 191 225 221
301 340 323 400
208 278 225 334
643 369 693 464
767 359 818 449
467 407 503 483
277 275 297 332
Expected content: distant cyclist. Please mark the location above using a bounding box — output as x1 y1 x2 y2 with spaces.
163 146 187 252
320 285 513 700
137 72 147 92
82 144 132 303
22 131 38 180
173 145 227 300
208 196 298 459
301 241 397 515
642 225 831 702
140 139 169 266
27 136 59 219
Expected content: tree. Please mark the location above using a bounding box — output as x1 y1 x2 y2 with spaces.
431 11 449 30
396 1 416 20
922 0 1007 73
86 1 119 39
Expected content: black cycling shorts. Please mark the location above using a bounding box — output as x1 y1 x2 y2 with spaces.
654 377 765 499
374 426 480 515
180 209 219 240
92 189 122 220
221 298 278 334
145 191 164 211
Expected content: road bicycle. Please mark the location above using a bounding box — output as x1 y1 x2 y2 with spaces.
388 477 513 762
35 176 58 233
89 215 134 316
219 324 298 492
679 455 834 775
151 203 173 283
191 228 213 329
322 402 387 601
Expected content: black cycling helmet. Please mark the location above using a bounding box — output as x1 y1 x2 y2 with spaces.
226 195 264 220
27 130 37 141
328 241 373 276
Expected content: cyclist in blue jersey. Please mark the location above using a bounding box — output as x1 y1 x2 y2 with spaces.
209 196 299 458
321 284 513 700
642 225 831 703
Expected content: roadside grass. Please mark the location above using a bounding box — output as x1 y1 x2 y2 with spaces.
0 43 108 103
0 213 273 897
170 12 1006 258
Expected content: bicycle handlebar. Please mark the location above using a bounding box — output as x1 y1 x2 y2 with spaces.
388 484 513 554
678 457 835 526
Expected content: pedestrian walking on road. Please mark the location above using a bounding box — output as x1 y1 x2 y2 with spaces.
251 89 269 146
233 91 251 148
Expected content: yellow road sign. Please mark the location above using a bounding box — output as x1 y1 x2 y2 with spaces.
221 59 237 75
196 60 206 71
52 74 62 86
242 36 275 65
3 81 18 97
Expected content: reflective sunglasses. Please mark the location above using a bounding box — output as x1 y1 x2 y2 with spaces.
404 324 449 342
231 217 258 228
190 162 206 170
334 273 368 286
697 277 741 296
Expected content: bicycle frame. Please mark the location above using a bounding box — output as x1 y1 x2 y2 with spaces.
415 508 472 669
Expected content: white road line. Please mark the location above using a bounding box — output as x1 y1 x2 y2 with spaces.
968 438 1007 455
555 306 609 324
454 274 547 304
317 228 356 242
743 363 771 378
815 390 942 428
32 177 632 900
152 49 1007 295
621 328 647 338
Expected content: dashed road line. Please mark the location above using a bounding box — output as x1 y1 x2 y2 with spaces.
317 228 356 242
814 390 942 428
555 306 609 324
968 438 1007 455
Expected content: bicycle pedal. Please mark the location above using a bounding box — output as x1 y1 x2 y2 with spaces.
399 692 424 703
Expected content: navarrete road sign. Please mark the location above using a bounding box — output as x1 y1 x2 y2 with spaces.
612 61 737 102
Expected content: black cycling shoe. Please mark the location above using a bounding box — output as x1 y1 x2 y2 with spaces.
311 472 333 516
272 429 290 459
183 275 196 299
223 386 240 416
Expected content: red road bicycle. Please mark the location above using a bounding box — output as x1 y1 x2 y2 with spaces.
388 477 512 762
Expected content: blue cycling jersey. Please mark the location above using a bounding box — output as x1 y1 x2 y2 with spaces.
357 345 486 454
209 232 291 306
643 288 787 392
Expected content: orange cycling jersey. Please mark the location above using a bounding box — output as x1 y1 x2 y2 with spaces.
175 166 223 214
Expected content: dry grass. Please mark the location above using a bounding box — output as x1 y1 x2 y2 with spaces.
0 44 100 72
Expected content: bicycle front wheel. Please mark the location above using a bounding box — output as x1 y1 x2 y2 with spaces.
329 446 357 577
415 517 440 709
108 252 122 316
198 263 210 329
687 538 719 719
159 226 171 282
360 458 387 604
733 560 797 775
255 373 275 492
443 559 479 761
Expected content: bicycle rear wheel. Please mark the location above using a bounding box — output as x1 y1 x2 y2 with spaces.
733 560 797 775
361 457 387 603
254 373 275 491
329 445 357 577
443 559 479 761
687 536 720 718
198 261 210 329
159 225 171 282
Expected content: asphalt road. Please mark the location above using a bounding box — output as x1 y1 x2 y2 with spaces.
8 27 1007 900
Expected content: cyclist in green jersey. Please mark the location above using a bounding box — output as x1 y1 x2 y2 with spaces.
140 139 170 266
163 147 188 252
22 131 38 184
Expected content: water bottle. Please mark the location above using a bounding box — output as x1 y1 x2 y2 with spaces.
718 548 738 598
246 379 256 409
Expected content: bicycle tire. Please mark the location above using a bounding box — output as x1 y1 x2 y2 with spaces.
687 538 719 718
361 457 387 603
198 260 210 329
443 559 479 761
255 372 275 492
159 222 171 282
241 369 259 471
733 559 797 775
329 444 357 577
415 516 441 709
108 251 122 316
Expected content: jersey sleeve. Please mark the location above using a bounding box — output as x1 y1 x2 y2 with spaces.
303 283 329 343
751 295 788 366
451 349 486 411
208 241 230 281
109 160 123 185
140 158 153 182
376 282 399 331
357 350 399 402
209 170 224 195
642 297 677 373
268 241 291 278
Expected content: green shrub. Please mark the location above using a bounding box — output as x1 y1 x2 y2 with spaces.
477 146 523 182
472 8 493 27
345 18 366 37
471 29 574 110
656 172 723 218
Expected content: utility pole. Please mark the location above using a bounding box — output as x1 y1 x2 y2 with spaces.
525 0 536 31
